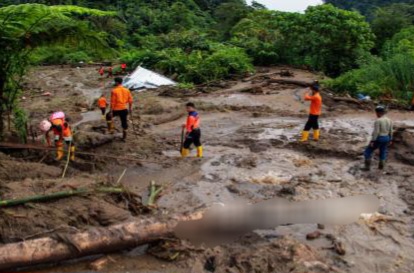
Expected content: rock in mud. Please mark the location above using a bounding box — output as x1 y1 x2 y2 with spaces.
306 231 322 240
75 131 116 148
195 237 335 273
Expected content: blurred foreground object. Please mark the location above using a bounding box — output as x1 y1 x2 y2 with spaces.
175 195 379 246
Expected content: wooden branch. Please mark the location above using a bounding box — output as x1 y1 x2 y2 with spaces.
0 213 203 271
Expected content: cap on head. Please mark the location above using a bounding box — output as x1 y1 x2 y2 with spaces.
375 105 386 113
39 120 52 132
186 102 196 108
114 77 123 85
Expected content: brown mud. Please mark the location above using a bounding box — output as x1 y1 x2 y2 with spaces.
1 66 414 273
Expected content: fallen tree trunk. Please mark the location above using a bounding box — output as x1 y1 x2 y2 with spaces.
267 79 312 87
0 213 203 271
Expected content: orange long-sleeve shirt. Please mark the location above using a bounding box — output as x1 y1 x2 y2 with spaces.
97 97 107 108
111 85 133 111
186 111 200 133
304 92 322 116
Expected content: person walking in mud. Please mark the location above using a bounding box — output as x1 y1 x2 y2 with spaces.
181 102 203 158
107 77 133 140
301 81 322 142
97 94 108 119
363 105 393 171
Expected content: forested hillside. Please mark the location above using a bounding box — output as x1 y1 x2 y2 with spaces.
324 0 414 17
2 0 414 105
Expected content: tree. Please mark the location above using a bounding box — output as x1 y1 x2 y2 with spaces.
371 4 414 52
300 4 375 76
0 4 114 138
323 0 414 18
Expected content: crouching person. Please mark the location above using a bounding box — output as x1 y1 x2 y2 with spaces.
40 112 75 161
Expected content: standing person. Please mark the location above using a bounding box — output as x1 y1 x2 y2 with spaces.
98 66 105 77
121 63 127 74
97 94 107 119
39 112 75 161
363 105 393 171
181 102 202 158
410 94 414 111
107 77 133 140
107 66 113 78
301 81 322 142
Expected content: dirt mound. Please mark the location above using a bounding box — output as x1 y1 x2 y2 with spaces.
186 236 337 273
0 176 141 244
392 126 414 165
0 158 61 181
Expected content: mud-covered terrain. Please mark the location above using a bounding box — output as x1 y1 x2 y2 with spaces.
1 65 414 273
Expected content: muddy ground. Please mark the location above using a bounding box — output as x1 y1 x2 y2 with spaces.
1 65 414 273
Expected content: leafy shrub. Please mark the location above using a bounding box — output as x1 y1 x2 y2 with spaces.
325 53 414 102
31 46 96 65
120 44 253 84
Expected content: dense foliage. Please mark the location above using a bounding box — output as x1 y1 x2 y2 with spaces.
323 0 414 17
2 0 414 113
0 4 114 137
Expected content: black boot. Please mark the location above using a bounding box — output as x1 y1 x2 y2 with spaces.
122 130 127 141
362 159 371 171
379 160 385 170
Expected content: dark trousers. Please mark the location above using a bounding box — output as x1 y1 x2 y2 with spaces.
364 136 391 161
100 108 106 115
184 129 201 149
107 109 128 130
304 114 319 131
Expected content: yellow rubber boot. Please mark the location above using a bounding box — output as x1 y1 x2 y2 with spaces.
56 145 64 161
181 148 190 158
70 146 75 161
196 146 203 158
107 121 115 134
301 131 310 142
313 129 320 141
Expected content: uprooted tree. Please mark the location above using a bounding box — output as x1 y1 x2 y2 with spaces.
0 4 115 140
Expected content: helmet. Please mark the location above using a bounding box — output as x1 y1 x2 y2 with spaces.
375 105 386 113
49 111 65 121
39 120 52 132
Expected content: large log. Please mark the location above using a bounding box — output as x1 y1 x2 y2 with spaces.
0 213 202 271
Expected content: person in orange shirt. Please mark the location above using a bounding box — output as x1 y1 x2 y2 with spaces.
301 82 322 142
97 94 107 118
107 77 133 140
181 102 202 158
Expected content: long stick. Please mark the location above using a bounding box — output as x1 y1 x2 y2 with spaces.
180 127 185 153
0 187 124 208
61 141 71 179
116 168 127 185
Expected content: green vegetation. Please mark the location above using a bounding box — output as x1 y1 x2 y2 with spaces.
3 0 414 138
0 3 114 137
